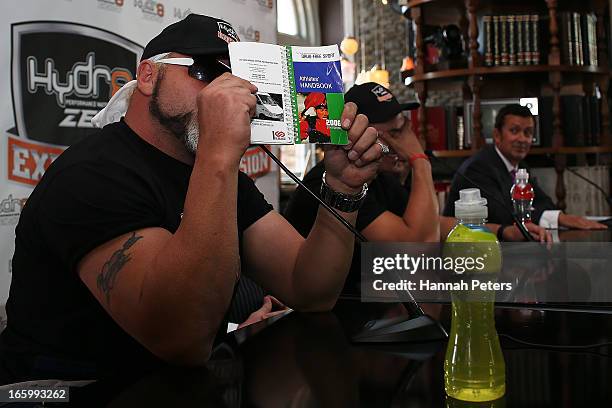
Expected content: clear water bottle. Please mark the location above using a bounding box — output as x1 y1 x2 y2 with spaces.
510 168 534 225
444 189 505 402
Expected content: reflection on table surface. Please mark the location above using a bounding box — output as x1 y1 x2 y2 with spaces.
57 299 612 408
558 228 611 242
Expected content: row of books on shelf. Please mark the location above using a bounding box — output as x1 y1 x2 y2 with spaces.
481 12 599 68
411 96 604 151
559 12 599 67
482 14 541 66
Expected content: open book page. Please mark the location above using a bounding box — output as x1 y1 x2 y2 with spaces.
229 42 295 144
229 42 347 145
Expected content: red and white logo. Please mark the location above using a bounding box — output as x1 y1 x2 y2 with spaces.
272 130 285 140
240 146 271 179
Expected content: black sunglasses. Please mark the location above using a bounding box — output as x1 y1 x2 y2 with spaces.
188 57 231 83
156 56 231 83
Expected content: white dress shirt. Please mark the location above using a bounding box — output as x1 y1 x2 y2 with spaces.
494 146 560 228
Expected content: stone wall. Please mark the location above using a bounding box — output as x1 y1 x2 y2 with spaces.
354 0 463 107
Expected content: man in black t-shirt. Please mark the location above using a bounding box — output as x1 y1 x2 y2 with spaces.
0 15 384 383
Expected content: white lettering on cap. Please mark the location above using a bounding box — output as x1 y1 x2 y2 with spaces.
217 22 240 43
371 84 393 102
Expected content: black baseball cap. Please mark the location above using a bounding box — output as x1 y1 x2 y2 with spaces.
141 14 239 60
345 82 419 124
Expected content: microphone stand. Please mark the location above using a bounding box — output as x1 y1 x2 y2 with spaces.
544 156 612 210
260 145 448 344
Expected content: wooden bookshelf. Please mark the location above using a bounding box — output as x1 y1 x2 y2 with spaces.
402 64 609 84
401 0 611 210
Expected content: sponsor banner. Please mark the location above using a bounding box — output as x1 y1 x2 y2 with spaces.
0 0 279 311
7 136 66 186
11 22 141 149
240 145 272 179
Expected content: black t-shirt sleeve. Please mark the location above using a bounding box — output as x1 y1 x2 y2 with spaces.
237 172 273 231
37 161 164 273
355 187 387 232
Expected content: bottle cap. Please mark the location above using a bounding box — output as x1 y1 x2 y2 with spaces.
516 168 529 181
455 188 488 219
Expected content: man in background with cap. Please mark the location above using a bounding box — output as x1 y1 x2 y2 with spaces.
286 82 440 243
0 14 383 383
284 83 551 293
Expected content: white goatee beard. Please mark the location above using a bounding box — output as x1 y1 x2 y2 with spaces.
182 113 200 154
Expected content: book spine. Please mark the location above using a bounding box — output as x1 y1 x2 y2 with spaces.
578 13 585 66
575 96 585 146
589 13 599 67
588 13 594 66
559 12 567 64
567 13 574 65
282 46 299 143
517 14 524 65
500 15 508 65
581 13 590 67
574 12 582 66
508 15 516 65
539 96 553 147
583 96 592 146
446 107 456 150
590 96 601 145
493 15 501 66
483 16 493 66
531 14 540 65
457 114 465 150
524 14 532 65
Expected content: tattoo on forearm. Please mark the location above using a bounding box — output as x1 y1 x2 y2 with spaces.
97 232 143 304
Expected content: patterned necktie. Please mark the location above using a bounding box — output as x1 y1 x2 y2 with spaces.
510 169 517 183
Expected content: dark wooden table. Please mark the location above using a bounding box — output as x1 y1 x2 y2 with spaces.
56 229 612 407
61 298 612 408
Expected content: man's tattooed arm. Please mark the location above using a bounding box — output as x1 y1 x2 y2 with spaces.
97 232 143 304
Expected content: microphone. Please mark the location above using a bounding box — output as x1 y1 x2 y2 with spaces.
424 150 535 242
541 154 612 210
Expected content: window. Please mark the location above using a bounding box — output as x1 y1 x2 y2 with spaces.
276 0 320 46
277 0 321 184
277 0 299 36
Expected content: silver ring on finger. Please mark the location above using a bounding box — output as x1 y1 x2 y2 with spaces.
376 139 389 155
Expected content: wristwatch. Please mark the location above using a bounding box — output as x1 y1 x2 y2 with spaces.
320 171 368 213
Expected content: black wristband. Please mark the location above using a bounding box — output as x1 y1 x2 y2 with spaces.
496 224 510 242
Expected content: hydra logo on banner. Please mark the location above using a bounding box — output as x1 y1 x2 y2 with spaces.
9 22 142 186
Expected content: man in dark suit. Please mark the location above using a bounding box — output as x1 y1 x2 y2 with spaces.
444 104 606 230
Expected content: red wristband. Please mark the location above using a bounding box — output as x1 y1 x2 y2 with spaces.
408 153 429 166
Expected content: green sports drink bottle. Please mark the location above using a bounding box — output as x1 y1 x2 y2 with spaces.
444 188 505 402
